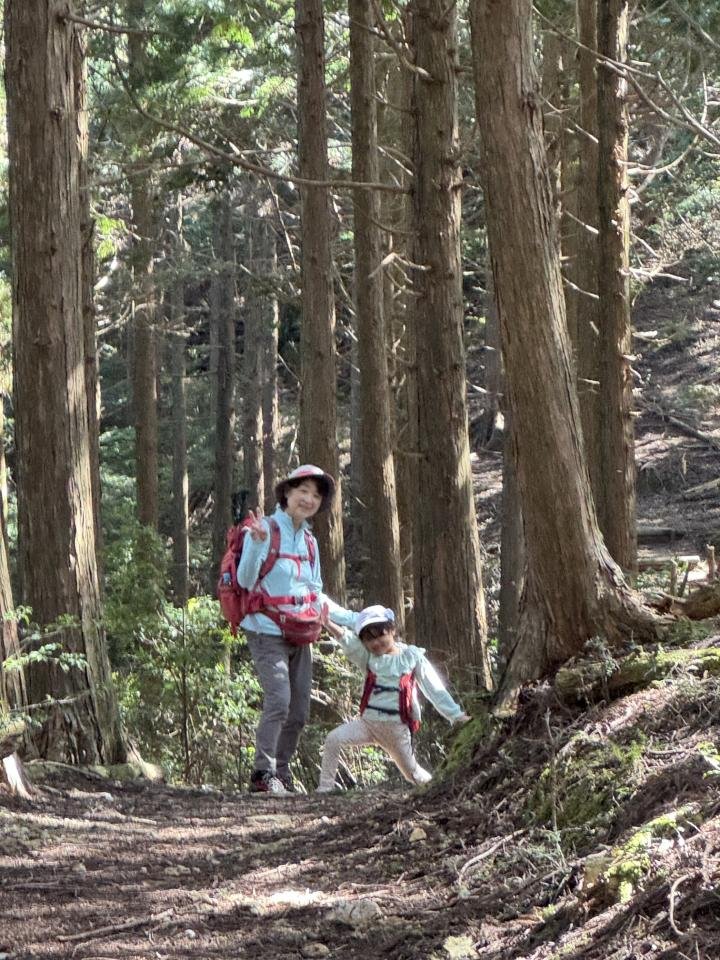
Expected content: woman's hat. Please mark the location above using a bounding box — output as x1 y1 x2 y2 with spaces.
356 605 396 636
275 464 336 513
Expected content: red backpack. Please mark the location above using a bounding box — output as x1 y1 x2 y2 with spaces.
217 517 321 644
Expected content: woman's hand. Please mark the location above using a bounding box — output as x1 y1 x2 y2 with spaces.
247 508 268 543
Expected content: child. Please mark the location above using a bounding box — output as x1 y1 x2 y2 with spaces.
317 605 470 792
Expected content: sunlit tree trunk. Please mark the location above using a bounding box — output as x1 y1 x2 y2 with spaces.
75 24 103 565
258 204 280 515
169 274 189 606
378 14 415 603
596 0 637 571
470 0 657 705
5 0 125 762
296 0 346 602
576 0 602 501
408 0 491 686
349 0 403 618
210 196 236 588
243 203 266 511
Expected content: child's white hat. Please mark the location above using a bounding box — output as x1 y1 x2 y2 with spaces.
356 605 395 635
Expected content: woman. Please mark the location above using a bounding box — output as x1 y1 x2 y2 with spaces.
238 464 356 795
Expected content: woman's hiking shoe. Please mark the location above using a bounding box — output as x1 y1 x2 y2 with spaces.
277 773 297 793
249 770 288 795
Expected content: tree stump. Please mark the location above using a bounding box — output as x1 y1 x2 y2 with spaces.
0 717 32 798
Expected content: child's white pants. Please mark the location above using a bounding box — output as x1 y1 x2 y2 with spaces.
317 716 431 791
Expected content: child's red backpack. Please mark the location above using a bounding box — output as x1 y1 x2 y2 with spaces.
216 517 319 642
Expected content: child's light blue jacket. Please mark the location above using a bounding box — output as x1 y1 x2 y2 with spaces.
336 629 465 725
237 506 356 636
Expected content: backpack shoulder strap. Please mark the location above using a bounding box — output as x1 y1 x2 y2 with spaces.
303 529 317 569
359 670 376 716
258 518 281 581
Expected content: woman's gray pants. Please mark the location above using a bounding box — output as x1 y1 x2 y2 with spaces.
246 631 313 777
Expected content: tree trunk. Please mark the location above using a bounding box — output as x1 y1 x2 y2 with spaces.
498 413 525 673
476 255 502 447
169 280 189 606
128 0 158 531
243 204 266 512
470 0 657 704
0 514 26 719
210 196 237 588
575 0 602 499
295 0 346 603
596 0 637 571
349 0 404 618
74 23 103 568
378 14 415 603
259 204 280 516
5 0 126 763
408 1 491 686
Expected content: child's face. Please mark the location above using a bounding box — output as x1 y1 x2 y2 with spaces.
360 624 398 656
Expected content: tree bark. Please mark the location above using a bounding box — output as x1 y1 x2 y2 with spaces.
349 0 404 618
408 1 491 686
295 0 346 603
258 205 280 516
74 23 103 569
596 0 637 571
575 0 602 499
210 196 237 589
243 204 267 512
470 0 658 705
378 13 415 602
169 278 189 607
5 0 125 763
128 0 158 531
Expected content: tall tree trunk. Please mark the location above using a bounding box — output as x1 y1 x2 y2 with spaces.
408 1 491 686
74 23 103 568
5 0 125 763
295 0 346 602
498 411 525 671
169 279 189 606
378 15 415 602
258 205 280 516
575 0 602 502
349 0 404 619
596 0 637 571
470 0 657 705
210 196 236 588
243 204 266 510
128 0 158 530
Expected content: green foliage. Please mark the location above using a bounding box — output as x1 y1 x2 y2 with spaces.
114 595 261 787
104 524 169 664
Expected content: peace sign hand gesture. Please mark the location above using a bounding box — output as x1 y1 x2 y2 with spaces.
247 508 268 543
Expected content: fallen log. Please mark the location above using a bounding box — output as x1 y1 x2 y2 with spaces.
555 647 720 703
637 524 686 542
638 554 699 572
683 477 720 501
645 583 720 618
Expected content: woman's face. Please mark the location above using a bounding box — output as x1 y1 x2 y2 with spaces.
285 479 323 524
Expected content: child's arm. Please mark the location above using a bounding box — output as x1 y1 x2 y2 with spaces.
415 655 470 724
320 606 368 670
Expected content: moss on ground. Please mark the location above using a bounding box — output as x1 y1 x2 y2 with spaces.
586 805 701 904
527 733 646 848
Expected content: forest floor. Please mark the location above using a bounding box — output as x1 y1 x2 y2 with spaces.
2 267 720 959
